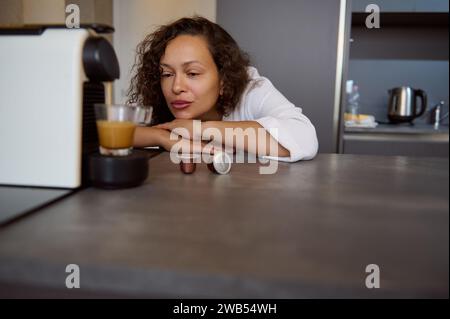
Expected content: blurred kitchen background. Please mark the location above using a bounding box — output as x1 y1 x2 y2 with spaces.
1 0 448 157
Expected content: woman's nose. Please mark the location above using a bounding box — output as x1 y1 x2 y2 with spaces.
172 75 187 94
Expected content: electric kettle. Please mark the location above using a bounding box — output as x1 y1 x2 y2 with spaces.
388 86 427 123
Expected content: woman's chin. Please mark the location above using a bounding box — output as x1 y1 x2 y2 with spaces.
174 114 193 119
173 110 197 120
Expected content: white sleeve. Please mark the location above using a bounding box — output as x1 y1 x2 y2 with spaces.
251 80 319 162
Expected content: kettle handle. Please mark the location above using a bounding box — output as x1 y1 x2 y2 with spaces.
414 89 427 118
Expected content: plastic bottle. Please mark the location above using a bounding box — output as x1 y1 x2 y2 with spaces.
347 84 360 123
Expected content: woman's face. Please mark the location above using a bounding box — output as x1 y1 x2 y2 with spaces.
160 35 222 120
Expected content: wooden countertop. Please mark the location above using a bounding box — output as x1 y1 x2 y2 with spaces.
0 152 448 298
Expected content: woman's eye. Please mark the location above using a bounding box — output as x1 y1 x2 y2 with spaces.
161 73 173 78
187 72 200 77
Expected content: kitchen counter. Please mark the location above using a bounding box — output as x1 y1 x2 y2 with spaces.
0 152 448 298
345 123 449 135
343 124 449 157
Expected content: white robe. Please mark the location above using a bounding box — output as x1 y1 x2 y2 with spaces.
223 67 319 162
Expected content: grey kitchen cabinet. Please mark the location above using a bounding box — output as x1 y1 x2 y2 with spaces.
352 0 415 12
415 0 450 12
343 124 449 158
343 133 449 157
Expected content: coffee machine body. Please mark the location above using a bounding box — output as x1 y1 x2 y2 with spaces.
0 25 120 188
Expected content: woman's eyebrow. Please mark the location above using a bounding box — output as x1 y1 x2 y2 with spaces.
182 60 203 66
160 61 203 68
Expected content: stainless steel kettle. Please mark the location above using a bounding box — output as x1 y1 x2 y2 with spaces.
388 86 427 123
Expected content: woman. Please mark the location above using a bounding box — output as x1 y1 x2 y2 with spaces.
129 16 318 162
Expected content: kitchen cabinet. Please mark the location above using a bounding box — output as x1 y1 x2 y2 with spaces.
343 125 449 157
415 0 450 12
352 0 449 12
343 138 449 157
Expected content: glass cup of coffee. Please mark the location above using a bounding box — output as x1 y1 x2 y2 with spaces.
94 104 152 156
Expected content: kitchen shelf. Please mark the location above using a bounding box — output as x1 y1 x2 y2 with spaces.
344 123 449 135
352 12 449 27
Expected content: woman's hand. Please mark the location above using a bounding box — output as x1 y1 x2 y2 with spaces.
153 119 203 141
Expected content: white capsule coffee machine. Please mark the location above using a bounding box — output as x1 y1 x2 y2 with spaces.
0 24 121 188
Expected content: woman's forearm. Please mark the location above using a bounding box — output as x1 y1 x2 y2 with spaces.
134 126 211 154
133 126 164 148
203 121 290 157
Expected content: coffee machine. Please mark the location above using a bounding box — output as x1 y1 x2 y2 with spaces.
0 24 120 188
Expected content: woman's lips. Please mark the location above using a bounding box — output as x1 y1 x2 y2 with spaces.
171 101 192 110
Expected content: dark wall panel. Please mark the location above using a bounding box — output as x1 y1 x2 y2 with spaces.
217 0 344 153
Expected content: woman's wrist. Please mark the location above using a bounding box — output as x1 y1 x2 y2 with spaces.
134 126 167 148
202 120 224 139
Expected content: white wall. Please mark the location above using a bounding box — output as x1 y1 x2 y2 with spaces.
113 0 216 104
23 0 66 23
0 0 24 24
65 0 113 24
0 0 66 24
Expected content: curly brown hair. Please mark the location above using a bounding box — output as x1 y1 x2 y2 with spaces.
127 16 251 124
